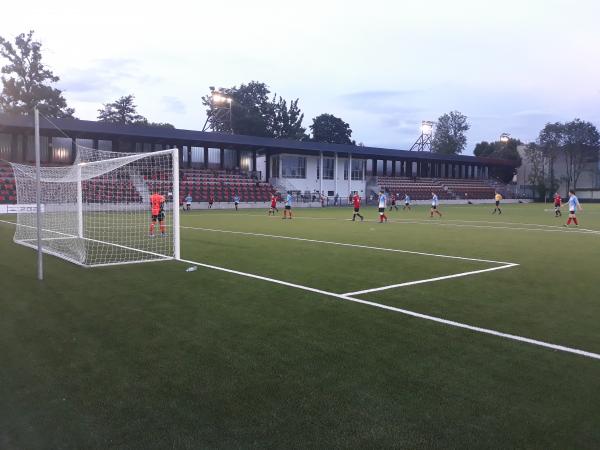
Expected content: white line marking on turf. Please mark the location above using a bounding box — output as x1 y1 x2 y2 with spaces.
187 211 600 235
177 256 600 361
342 263 518 296
3 218 598 361
181 226 517 265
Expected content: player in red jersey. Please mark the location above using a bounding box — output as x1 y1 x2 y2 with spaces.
553 192 562 217
268 194 278 215
149 192 166 237
208 193 214 209
389 193 399 211
351 192 364 221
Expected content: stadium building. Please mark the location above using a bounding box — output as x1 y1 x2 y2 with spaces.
0 113 519 206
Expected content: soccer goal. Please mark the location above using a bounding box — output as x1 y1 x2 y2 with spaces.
9 147 180 267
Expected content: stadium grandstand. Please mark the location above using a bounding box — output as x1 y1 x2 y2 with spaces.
0 112 519 206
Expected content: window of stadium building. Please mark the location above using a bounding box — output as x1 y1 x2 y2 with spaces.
344 159 364 180
281 156 306 178
317 158 334 180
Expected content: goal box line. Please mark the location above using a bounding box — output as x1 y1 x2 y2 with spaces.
180 226 520 293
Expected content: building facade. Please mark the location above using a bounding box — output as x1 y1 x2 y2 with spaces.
0 113 517 199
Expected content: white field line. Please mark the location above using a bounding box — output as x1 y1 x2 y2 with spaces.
386 219 600 235
177 256 600 361
186 211 600 235
3 219 598 361
180 226 516 265
343 263 518 296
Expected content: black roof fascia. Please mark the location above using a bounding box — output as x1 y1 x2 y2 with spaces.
0 113 517 167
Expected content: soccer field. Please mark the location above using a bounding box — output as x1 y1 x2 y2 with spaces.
1 203 600 449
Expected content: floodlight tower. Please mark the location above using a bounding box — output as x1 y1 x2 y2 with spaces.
409 120 435 151
500 132 511 143
202 87 233 132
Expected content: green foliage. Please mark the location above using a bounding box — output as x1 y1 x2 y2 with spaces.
270 96 306 140
473 138 522 183
538 122 564 192
537 120 600 192
0 30 74 118
524 143 549 200
431 111 470 155
135 119 175 129
562 119 600 191
309 113 354 145
201 81 306 139
97 95 146 124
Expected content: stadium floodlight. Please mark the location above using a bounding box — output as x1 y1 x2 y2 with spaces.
421 121 434 135
500 133 511 143
203 87 234 132
10 147 180 268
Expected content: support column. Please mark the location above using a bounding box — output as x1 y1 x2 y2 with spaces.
219 147 225 170
372 158 377 176
391 159 396 177
11 133 19 161
348 153 352 194
203 146 208 169
252 150 257 172
382 159 388 176
334 152 338 195
362 158 366 183
176 145 184 171
236 149 241 170
319 151 324 195
265 151 271 182
71 138 77 164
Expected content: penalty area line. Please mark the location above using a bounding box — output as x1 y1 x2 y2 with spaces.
177 256 600 362
181 225 515 265
342 263 518 296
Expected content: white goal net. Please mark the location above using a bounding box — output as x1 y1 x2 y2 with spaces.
10 147 180 267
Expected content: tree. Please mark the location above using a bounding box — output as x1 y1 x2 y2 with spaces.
201 81 306 139
134 118 175 129
0 30 74 118
310 113 354 145
474 138 522 162
431 111 470 155
524 143 549 200
97 95 147 124
270 96 306 139
562 119 600 192
537 122 564 193
473 137 522 182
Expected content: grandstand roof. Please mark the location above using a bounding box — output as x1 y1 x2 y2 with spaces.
0 113 517 167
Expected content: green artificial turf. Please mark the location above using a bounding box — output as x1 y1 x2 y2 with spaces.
1 203 599 449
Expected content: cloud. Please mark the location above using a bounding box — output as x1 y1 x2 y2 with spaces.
161 96 186 114
340 89 425 115
58 58 162 102
511 109 554 118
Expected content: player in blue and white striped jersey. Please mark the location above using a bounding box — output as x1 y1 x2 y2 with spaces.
403 193 411 210
378 190 388 223
430 192 442 218
563 190 582 227
283 192 293 219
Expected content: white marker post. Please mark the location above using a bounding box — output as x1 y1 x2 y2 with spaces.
172 147 180 260
34 107 43 281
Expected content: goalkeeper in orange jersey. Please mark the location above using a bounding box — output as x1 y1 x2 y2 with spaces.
149 192 166 237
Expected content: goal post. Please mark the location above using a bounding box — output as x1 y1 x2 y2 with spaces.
10 148 181 268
